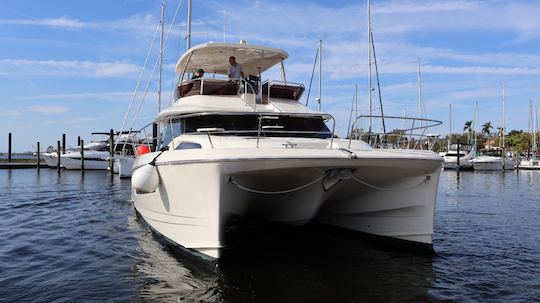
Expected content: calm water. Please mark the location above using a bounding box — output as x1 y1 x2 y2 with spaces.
1 169 539 302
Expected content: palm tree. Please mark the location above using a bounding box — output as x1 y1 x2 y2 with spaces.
463 120 473 143
482 121 493 138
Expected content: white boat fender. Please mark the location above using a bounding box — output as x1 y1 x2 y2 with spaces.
132 154 161 194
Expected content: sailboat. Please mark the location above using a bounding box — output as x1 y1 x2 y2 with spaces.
442 104 475 170
470 84 515 170
518 100 540 169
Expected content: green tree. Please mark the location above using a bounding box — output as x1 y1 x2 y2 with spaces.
463 120 473 143
482 121 493 138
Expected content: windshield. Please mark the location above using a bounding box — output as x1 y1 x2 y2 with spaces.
162 115 332 139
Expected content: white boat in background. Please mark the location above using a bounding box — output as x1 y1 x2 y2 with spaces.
42 152 58 167
442 144 475 170
60 133 110 170
61 150 110 170
471 83 514 171
470 148 515 171
519 158 540 169
61 132 137 170
115 155 135 177
518 100 539 170
130 41 443 263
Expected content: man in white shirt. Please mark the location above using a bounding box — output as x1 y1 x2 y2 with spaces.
227 56 244 79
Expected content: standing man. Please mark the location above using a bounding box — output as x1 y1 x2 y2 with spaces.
227 56 244 79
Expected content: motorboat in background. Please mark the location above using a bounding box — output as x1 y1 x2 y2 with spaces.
60 132 136 170
470 148 515 170
442 143 475 170
130 41 443 263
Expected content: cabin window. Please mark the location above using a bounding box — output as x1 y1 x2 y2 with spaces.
175 142 202 150
159 121 182 150
182 115 331 138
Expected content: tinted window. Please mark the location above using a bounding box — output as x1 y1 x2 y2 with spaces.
182 115 331 138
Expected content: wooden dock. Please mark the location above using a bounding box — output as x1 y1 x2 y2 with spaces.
0 162 49 169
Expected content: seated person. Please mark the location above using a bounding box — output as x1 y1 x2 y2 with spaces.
191 68 204 79
227 56 244 79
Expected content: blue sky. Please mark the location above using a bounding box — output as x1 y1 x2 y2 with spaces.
2 0 540 152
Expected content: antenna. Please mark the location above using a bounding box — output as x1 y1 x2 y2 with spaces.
186 0 192 49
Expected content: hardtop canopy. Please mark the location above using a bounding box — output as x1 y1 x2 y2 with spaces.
175 42 289 76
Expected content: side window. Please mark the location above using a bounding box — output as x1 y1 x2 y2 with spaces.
159 120 182 150
175 142 202 150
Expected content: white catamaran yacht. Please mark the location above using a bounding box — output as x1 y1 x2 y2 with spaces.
130 42 443 263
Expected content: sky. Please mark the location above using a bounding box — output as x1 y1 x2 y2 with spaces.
2 0 540 152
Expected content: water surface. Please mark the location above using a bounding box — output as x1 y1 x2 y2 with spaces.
1 169 539 302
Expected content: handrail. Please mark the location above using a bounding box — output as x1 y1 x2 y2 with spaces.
348 115 442 149
263 80 305 102
177 77 258 109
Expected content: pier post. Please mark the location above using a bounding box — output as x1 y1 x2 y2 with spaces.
456 140 460 169
80 139 84 171
37 142 40 171
62 133 66 154
57 140 61 172
8 132 12 163
77 136 81 147
109 129 114 174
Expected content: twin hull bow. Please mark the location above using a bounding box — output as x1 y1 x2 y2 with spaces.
132 145 442 261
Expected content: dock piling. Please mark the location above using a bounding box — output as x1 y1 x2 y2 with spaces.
80 139 85 171
37 142 40 171
57 140 61 172
8 133 12 163
109 129 114 174
457 140 460 169
62 133 66 154
77 136 81 147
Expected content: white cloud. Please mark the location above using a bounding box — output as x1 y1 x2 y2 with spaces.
0 59 141 78
26 105 68 115
0 16 85 29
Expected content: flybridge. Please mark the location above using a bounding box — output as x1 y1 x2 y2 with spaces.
175 42 289 76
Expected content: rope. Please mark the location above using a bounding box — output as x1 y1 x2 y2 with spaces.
350 175 428 191
115 22 161 153
230 174 325 195
117 0 185 153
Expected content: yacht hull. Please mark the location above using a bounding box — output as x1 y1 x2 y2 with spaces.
42 153 58 167
60 152 110 170
115 156 135 177
518 159 540 170
132 149 442 261
471 157 515 171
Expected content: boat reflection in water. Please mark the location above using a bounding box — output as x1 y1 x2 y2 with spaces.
133 213 437 302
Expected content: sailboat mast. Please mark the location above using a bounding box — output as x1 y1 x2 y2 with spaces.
449 104 452 150
317 39 322 111
367 0 373 141
502 82 505 149
417 58 424 120
533 106 538 158
158 3 165 113
186 0 192 50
